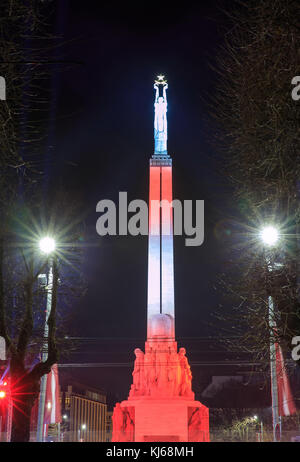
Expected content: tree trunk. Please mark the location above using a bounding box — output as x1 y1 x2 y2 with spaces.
11 395 36 442
10 369 40 442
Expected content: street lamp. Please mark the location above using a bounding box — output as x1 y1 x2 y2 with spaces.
78 424 86 442
252 415 264 442
39 237 56 255
259 226 281 442
36 237 56 443
260 226 279 247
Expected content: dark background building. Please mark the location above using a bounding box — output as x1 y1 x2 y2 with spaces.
60 379 107 442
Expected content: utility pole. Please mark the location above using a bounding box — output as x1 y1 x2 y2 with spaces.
36 256 54 442
268 295 280 441
260 227 281 442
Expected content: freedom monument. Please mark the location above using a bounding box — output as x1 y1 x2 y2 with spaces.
111 76 209 442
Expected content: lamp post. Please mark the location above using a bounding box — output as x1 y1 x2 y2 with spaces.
78 424 86 442
252 415 263 442
259 226 281 442
36 237 56 443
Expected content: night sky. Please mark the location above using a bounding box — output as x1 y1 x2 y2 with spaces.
47 1 236 403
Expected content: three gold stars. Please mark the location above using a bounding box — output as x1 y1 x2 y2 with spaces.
155 74 167 85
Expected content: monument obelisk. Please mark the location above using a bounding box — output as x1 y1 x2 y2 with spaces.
112 76 209 443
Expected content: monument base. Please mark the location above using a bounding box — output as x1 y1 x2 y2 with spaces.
117 398 209 442
112 338 209 442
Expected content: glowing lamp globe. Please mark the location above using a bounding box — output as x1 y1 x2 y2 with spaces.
260 226 279 246
39 237 56 254
0 390 6 399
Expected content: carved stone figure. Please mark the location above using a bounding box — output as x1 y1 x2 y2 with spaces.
131 348 145 396
123 407 135 442
154 78 168 154
112 404 136 442
144 348 157 395
111 403 125 442
156 349 169 395
178 347 193 397
188 406 209 442
167 350 180 396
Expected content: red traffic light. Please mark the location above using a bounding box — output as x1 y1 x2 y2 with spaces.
0 380 8 399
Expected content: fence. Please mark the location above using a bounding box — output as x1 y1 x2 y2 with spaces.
211 430 300 442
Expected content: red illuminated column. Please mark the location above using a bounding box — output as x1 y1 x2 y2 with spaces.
147 166 161 332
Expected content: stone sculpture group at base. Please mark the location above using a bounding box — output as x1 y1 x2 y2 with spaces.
129 344 193 399
111 340 209 442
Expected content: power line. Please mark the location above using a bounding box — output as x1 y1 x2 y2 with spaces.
58 361 265 368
